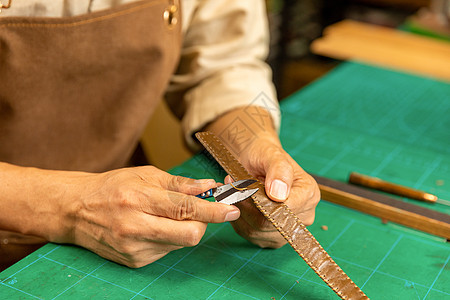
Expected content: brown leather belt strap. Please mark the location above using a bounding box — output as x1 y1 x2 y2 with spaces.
196 132 369 300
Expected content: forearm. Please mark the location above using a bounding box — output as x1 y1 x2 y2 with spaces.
206 106 281 156
0 162 88 242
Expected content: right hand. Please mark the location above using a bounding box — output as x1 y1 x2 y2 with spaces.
63 166 240 268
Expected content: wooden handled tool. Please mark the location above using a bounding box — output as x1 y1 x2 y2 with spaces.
349 172 450 206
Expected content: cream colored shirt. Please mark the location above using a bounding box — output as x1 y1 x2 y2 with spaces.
1 0 280 147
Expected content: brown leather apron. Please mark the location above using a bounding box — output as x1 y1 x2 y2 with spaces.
0 0 181 270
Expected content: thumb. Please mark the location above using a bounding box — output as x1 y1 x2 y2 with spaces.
265 157 294 202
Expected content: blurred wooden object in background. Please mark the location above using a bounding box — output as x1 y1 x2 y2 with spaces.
311 20 450 81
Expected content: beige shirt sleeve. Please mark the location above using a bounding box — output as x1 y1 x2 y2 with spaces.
165 0 280 148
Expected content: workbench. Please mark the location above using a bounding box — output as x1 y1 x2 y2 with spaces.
1 62 449 299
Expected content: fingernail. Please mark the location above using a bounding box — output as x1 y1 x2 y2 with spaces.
225 209 240 222
269 179 288 200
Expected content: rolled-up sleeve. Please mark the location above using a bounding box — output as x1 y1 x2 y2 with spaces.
165 0 280 148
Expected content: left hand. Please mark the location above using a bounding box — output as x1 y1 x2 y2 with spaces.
225 134 320 248
206 106 320 248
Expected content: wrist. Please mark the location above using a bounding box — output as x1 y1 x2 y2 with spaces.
42 170 96 244
207 106 281 157
0 163 91 243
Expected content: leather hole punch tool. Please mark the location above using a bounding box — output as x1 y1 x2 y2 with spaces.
196 179 258 205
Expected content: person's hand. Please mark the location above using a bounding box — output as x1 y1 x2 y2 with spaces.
63 166 240 268
225 134 320 248
206 106 320 249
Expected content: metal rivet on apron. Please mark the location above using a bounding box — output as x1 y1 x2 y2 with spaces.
163 4 178 28
0 0 12 13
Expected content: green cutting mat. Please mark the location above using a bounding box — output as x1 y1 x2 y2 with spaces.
1 62 449 299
